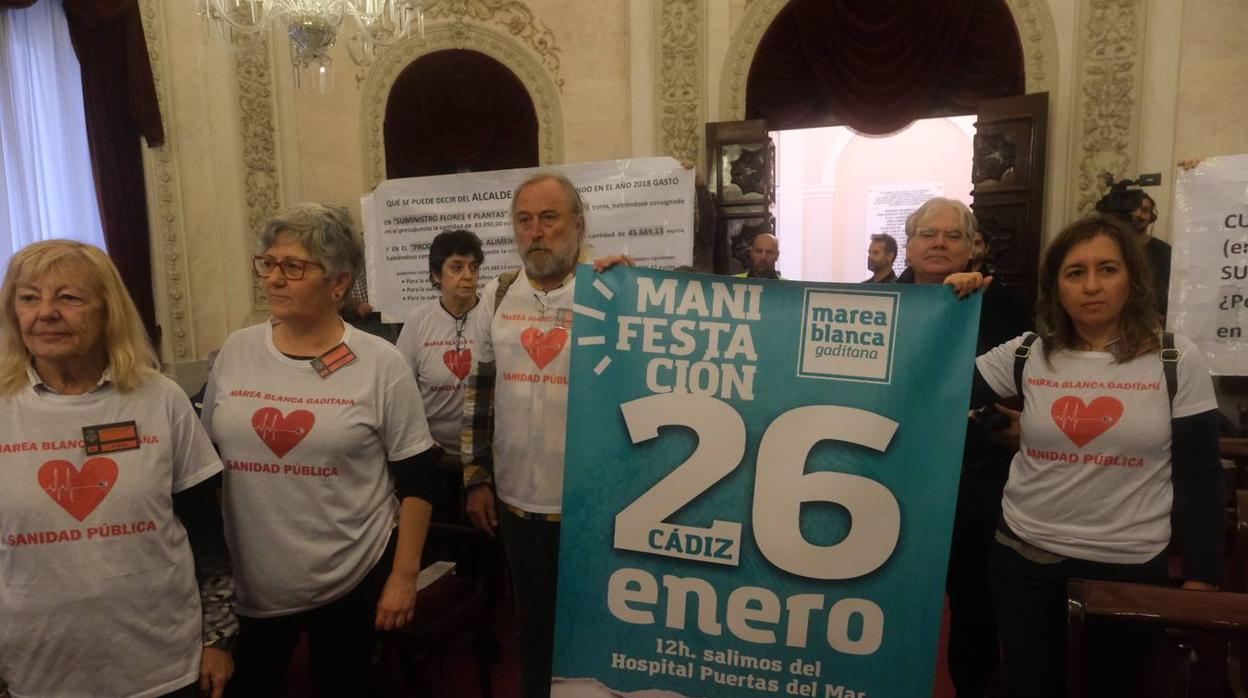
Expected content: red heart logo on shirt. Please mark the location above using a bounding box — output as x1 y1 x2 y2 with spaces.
520 327 568 370
443 348 472 380
251 408 315 458
38 457 118 521
1051 396 1124 448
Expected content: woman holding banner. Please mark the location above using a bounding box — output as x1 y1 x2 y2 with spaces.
201 203 441 697
966 214 1222 697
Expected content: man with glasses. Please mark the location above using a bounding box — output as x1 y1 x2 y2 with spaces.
396 229 485 502
898 197 1030 698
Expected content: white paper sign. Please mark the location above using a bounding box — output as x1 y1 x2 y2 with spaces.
865 183 944 274
361 158 694 322
1171 154 1248 375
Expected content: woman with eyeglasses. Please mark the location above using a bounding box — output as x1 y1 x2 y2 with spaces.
396 229 484 466
200 203 441 697
394 229 486 518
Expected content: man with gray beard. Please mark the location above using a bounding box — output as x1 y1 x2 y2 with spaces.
460 172 626 698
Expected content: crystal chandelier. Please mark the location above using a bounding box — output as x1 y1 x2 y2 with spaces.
198 0 424 91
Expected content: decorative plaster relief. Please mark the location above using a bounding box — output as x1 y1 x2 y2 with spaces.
137 0 191 360
717 0 780 122
234 33 281 309
359 21 565 189
719 0 1059 119
1071 0 1142 215
1005 0 1058 94
421 0 564 89
656 0 704 165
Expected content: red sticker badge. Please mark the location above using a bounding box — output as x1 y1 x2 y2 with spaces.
311 343 357 379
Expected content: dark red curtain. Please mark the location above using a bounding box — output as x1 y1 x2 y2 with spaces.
384 49 538 178
746 0 1024 135
1 0 162 341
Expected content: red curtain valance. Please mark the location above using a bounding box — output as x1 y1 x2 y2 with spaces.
746 0 1024 135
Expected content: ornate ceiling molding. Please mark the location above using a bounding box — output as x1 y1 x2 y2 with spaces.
234 33 281 310
1069 0 1143 215
359 20 565 190
137 0 192 360
421 0 564 89
718 0 1060 120
655 0 705 166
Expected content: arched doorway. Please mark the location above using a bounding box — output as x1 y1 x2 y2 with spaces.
383 49 539 178
711 0 1049 306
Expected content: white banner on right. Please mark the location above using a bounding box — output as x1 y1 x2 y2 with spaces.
1171 154 1248 375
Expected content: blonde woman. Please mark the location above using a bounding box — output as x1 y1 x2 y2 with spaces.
0 240 235 698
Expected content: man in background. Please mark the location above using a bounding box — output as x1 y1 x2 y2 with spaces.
735 232 780 279
1097 187 1169 318
1130 193 1170 318
863 233 897 283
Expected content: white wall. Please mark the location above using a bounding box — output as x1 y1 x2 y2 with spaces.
772 118 974 282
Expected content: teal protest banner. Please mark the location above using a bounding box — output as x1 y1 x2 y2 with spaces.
551 265 982 698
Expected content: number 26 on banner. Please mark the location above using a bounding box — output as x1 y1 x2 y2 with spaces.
614 393 901 580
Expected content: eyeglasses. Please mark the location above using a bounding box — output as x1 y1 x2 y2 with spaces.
453 313 468 354
252 255 325 280
914 228 967 243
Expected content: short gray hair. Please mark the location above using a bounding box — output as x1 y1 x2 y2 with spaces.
258 203 363 279
903 197 977 241
511 172 587 240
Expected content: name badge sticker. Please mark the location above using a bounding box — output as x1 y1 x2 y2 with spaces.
311 343 357 379
83 420 140 455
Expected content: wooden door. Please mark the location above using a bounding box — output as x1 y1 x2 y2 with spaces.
971 92 1048 311
704 119 776 274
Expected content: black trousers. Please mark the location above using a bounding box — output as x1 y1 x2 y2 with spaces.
225 536 395 698
497 504 562 698
945 460 1008 697
990 538 1168 698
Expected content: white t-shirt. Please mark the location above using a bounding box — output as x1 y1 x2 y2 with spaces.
976 334 1218 563
396 298 481 456
202 321 434 617
0 374 221 698
471 270 575 513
